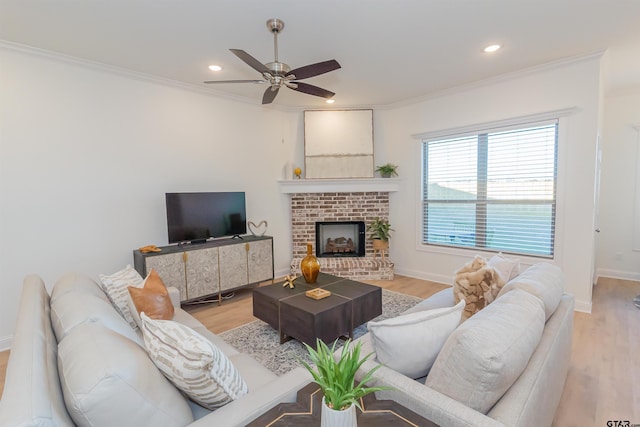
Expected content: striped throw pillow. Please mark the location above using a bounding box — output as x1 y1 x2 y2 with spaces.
99 265 144 329
140 313 248 409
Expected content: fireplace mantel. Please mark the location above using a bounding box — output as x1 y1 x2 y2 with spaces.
278 178 400 194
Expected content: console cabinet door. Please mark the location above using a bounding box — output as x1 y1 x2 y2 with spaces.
135 236 273 303
146 252 187 301
248 239 273 284
219 243 249 292
185 247 219 300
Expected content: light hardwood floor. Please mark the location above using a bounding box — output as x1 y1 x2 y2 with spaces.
0 275 638 426
553 276 640 426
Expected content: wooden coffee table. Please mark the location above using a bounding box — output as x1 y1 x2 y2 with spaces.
246 382 440 426
252 273 382 346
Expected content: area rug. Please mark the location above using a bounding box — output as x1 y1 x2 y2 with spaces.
219 289 422 376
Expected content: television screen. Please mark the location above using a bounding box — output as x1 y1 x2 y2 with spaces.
166 192 247 244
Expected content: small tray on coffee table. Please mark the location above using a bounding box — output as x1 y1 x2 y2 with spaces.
305 288 331 300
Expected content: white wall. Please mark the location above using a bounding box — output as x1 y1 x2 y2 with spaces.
0 44 622 347
375 56 603 313
596 89 640 281
0 46 299 346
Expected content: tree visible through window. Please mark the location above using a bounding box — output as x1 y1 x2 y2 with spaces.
421 121 557 257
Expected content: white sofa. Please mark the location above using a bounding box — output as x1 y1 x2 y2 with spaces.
348 262 574 427
0 272 311 427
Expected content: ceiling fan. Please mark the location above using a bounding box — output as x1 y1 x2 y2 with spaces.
204 18 341 104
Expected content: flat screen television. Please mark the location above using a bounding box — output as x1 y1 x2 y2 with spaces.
166 192 247 244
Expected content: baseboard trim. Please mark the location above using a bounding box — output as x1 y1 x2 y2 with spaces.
0 335 12 352
573 299 592 314
394 267 451 286
595 268 640 282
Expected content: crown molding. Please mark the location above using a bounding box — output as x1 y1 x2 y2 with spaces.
0 39 607 113
412 106 579 140
0 40 361 113
383 50 606 110
0 40 301 110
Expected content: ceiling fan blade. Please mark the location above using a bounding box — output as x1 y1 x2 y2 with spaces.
286 59 341 80
290 82 335 99
204 79 265 84
230 49 271 75
262 86 280 104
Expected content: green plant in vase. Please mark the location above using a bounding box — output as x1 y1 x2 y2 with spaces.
375 163 398 178
300 338 390 425
367 218 393 242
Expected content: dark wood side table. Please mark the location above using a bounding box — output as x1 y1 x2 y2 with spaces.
245 383 439 427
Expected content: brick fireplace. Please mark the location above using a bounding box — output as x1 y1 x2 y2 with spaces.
281 179 398 280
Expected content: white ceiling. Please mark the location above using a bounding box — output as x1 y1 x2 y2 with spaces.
2 0 640 108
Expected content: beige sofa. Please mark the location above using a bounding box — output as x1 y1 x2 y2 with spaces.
0 272 310 427
348 262 574 427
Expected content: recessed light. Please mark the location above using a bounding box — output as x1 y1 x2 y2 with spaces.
483 44 501 53
326 99 335 104
208 65 222 71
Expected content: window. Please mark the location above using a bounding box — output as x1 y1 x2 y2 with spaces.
421 120 557 258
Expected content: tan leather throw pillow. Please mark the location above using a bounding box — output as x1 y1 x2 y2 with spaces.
128 269 174 320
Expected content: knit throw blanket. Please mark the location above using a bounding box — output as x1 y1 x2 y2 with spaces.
453 255 505 320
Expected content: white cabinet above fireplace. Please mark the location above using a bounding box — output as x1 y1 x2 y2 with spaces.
278 178 400 194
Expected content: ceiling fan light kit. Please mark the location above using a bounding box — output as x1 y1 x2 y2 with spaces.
204 18 341 104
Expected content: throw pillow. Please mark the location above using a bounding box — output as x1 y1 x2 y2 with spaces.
99 265 145 329
140 313 248 409
368 300 465 379
487 252 520 282
128 269 174 320
453 255 505 320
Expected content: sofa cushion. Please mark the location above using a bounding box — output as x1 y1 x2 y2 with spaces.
0 275 75 427
497 262 564 320
51 272 111 305
228 353 278 390
99 265 145 329
425 289 545 414
140 313 248 410
50 279 143 347
128 269 174 320
57 322 193 427
453 256 505 320
367 300 465 379
487 252 520 282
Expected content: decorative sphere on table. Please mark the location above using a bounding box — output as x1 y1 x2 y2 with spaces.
300 242 320 283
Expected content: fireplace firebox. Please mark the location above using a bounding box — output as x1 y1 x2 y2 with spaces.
315 221 366 258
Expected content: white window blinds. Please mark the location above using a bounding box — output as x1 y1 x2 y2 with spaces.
421 121 557 257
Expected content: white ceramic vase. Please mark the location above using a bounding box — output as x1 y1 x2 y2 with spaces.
321 397 357 427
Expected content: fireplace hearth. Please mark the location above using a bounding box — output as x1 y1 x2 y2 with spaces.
316 221 365 258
